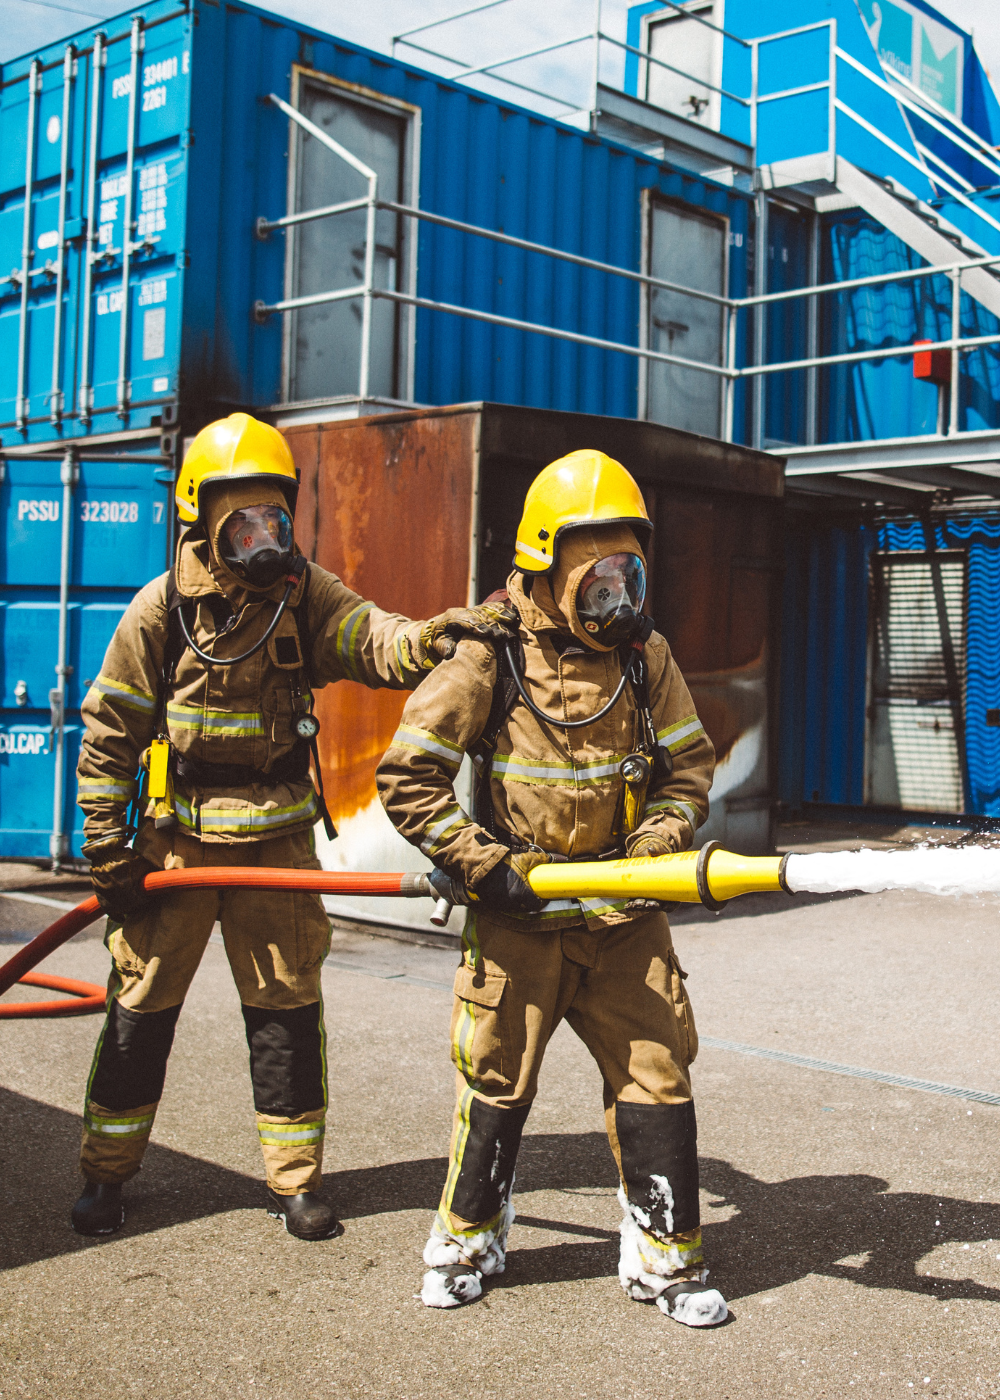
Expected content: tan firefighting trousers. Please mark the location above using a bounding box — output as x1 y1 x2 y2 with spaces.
434 906 704 1279
80 823 332 1194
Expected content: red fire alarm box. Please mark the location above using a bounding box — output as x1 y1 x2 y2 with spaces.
913 339 952 385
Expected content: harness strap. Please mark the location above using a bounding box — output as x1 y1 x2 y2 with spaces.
135 562 336 840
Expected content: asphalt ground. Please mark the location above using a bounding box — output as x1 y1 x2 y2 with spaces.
1 832 999 1400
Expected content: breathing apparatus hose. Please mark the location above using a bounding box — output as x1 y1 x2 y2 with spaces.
503 640 637 730
176 573 298 668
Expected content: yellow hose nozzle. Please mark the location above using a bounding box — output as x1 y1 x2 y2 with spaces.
527 841 791 909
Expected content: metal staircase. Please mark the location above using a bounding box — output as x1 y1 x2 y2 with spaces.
760 152 1000 320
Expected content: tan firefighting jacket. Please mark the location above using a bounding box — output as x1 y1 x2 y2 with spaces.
376 571 715 931
77 536 431 843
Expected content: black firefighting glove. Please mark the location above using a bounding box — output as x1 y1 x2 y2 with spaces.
428 866 470 906
83 833 156 924
471 851 550 914
419 603 519 663
625 832 675 859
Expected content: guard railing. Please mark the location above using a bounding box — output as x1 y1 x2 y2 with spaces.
254 85 1000 449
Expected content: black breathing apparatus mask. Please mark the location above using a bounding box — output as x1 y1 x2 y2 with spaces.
574 552 647 648
219 503 296 589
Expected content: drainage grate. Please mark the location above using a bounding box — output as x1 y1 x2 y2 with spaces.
700 1035 1000 1106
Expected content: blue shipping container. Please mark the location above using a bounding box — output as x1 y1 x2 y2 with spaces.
0 449 171 857
0 0 754 448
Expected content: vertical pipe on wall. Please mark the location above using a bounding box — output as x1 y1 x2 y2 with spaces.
948 268 960 436
50 46 76 427
117 15 144 419
752 190 768 451
589 0 602 124
357 171 378 400
722 305 735 442
79 31 105 425
637 187 651 421
805 210 819 446
827 19 837 181
15 60 41 433
50 448 78 871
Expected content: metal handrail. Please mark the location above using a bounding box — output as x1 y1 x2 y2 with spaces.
260 27 1000 447
836 45 1000 186
886 64 1000 172
392 0 515 47
598 33 751 107
258 183 1000 312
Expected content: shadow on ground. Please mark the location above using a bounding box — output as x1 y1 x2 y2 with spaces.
2 1088 998 1308
669 888 862 926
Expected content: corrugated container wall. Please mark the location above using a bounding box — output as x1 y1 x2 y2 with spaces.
779 517 873 809
0 0 754 448
780 513 1000 821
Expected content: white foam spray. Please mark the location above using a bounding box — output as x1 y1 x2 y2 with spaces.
785 845 1000 898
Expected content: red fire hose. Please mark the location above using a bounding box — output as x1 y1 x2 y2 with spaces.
0 868 433 1019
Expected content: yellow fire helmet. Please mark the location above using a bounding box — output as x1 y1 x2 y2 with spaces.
513 449 652 574
175 413 298 525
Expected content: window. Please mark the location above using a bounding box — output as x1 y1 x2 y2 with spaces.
643 3 718 125
641 196 727 437
285 72 418 405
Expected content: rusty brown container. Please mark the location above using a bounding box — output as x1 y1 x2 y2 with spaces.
284 403 784 931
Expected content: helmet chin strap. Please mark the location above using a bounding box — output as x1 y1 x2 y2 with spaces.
177 555 306 668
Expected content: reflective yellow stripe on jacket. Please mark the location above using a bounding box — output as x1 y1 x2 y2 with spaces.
419 803 472 858
657 715 705 754
391 724 464 774
174 790 318 837
91 674 156 715
491 752 625 787
337 602 374 683
166 703 265 738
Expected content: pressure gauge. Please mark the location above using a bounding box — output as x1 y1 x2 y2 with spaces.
295 714 320 741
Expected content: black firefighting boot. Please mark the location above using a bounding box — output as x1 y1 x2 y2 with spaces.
266 1189 343 1240
71 1180 125 1236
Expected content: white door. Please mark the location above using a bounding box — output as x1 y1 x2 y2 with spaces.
287 78 412 404
645 199 726 437
865 552 967 812
645 3 716 123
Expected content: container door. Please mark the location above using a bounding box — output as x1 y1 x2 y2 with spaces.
649 487 779 853
645 199 726 437
286 76 411 404
0 456 171 858
865 550 968 812
0 13 190 449
644 3 717 122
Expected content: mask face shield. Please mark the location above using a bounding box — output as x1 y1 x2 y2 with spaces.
218 503 295 588
575 552 647 648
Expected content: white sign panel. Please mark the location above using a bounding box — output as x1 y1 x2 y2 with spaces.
859 0 964 116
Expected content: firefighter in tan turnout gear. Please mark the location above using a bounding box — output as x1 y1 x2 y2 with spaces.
72 413 516 1241
377 450 728 1327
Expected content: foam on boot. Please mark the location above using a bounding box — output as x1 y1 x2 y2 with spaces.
420 1265 483 1308
423 1195 516 1277
658 1285 728 1327
616 1186 706 1300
